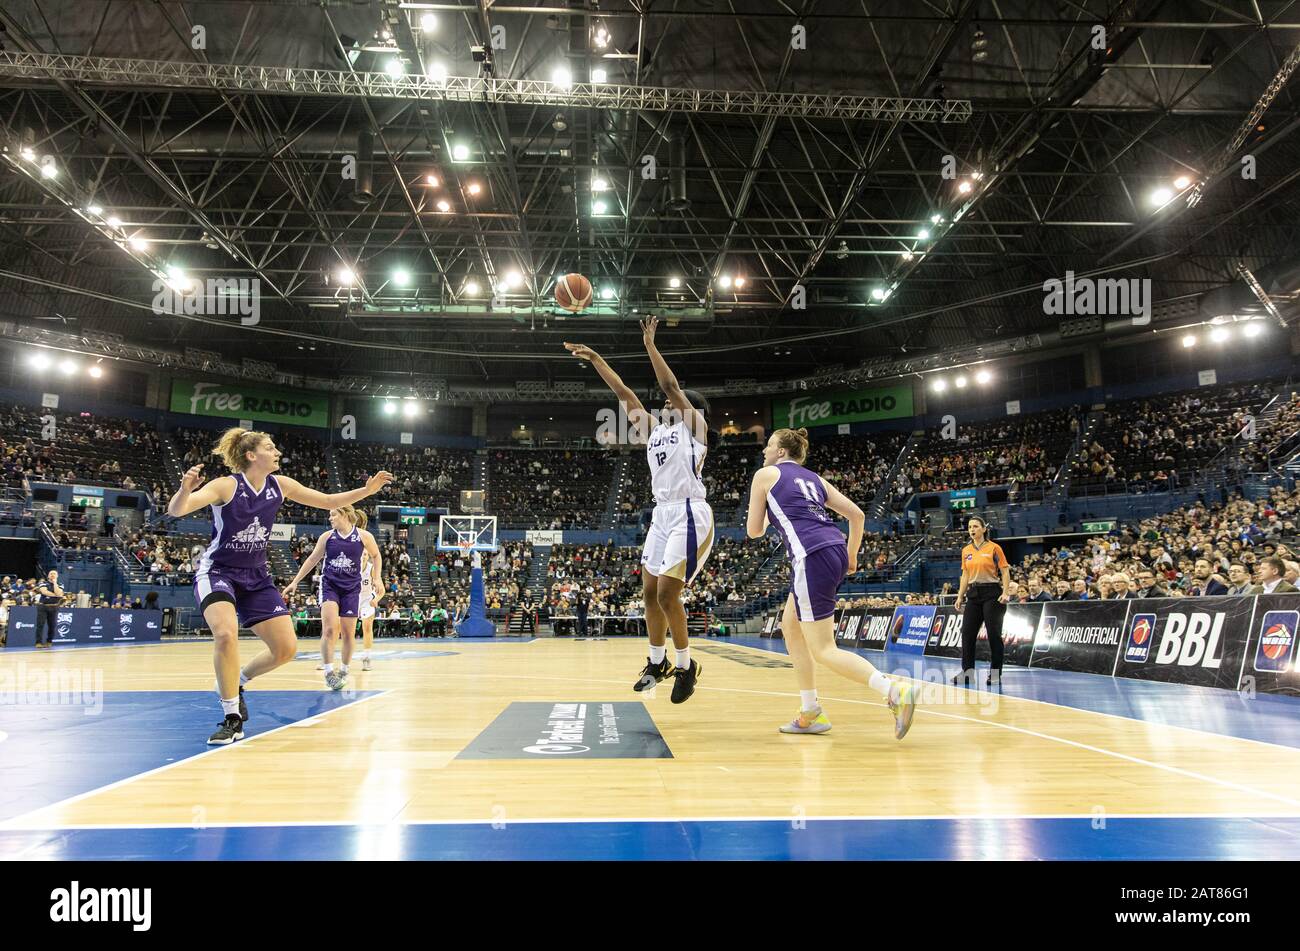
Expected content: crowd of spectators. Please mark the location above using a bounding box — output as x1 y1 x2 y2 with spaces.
489 449 615 529
0 403 164 493
336 443 472 511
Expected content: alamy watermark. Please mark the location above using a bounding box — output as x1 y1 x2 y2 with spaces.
0 661 104 715
152 277 261 326
1042 270 1150 325
596 403 709 447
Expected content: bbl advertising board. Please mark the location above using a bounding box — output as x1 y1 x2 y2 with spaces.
924 602 1042 667
5 608 163 648
1029 600 1128 673
836 608 894 649
887 605 935 654
171 378 330 428
1113 597 1253 689
771 383 913 430
1240 594 1300 696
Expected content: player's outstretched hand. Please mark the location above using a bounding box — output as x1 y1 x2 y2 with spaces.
366 470 394 494
640 315 659 347
564 342 597 362
180 465 205 493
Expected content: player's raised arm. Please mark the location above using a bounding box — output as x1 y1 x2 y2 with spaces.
168 466 235 517
640 317 705 440
564 342 650 441
278 470 393 511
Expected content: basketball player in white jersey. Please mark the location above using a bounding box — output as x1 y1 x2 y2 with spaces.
564 316 713 703
354 511 382 669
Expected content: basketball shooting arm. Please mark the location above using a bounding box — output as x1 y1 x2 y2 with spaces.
640 317 705 438
820 478 864 578
746 467 779 539
281 533 329 601
276 470 393 510
167 466 235 517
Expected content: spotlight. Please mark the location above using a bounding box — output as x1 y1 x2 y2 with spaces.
734 277 746 288
29 352 50 370
467 181 482 195
59 359 77 375
452 143 470 161
420 12 438 32
393 268 412 286
1149 186 1174 207
871 287 886 301
166 266 193 292
718 275 732 288
976 370 992 384
592 200 607 214
427 61 448 84
594 24 609 48
1182 334 1197 348
1244 322 1265 338
918 228 931 240
931 378 947 393
669 277 681 288
901 250 914 261
955 375 968 388
382 401 396 415
591 68 607 83
88 365 103 379
403 401 420 418
106 216 123 229
958 180 972 194
19 146 34 162
385 58 404 78
86 204 103 216
930 214 942 224
592 176 609 192
504 270 522 289
436 199 451 213
40 157 57 177
464 280 480 296
337 267 355 285
1174 175 1191 190
600 287 615 300
425 173 440 187
1210 326 1230 343
128 234 149 250
552 66 572 89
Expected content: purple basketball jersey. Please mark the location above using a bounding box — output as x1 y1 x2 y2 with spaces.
323 527 364 590
199 472 283 571
764 462 845 560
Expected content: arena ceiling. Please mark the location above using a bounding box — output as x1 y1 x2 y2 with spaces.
1 0 1300 398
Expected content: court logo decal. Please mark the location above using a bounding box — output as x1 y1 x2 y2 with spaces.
692 642 792 668
457 702 672 759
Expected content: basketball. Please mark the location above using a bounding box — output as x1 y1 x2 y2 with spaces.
555 273 593 312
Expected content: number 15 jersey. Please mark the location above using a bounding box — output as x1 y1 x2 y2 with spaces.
646 419 707 505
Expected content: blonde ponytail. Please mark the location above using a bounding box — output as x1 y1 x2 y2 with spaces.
213 427 269 472
772 427 811 463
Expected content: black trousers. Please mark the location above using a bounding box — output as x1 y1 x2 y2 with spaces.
34 604 59 645
961 583 1006 671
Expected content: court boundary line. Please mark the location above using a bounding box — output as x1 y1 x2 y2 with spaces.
721 637 1300 755
0 689 391 831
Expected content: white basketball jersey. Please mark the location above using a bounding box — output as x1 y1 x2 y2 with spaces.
360 551 373 590
647 420 707 505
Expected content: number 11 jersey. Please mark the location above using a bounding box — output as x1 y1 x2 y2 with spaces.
764 461 846 560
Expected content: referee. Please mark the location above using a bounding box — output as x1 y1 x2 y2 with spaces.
952 515 1011 687
34 569 65 649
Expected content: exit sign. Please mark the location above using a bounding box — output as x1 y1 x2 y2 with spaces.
1081 520 1116 533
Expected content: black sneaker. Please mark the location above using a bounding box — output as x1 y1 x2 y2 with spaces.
208 714 245 745
633 656 673 692
987 669 1002 687
952 669 975 687
670 660 701 704
238 685 248 722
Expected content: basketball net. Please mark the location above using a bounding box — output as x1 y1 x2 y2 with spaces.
459 540 480 570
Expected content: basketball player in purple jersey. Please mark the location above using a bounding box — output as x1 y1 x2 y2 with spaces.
746 427 916 739
281 504 382 690
167 428 392 744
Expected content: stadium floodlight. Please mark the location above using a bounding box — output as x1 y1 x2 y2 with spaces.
918 228 931 240
427 62 448 84
1210 327 1230 343
1244 322 1265 338
382 401 397 415
403 401 420 418
420 12 438 32
88 365 104 379
1174 175 1191 190
976 370 992 384
931 378 947 392
1182 334 1197 348
29 352 50 370
1149 186 1174 208
954 375 968 388
591 68 608 83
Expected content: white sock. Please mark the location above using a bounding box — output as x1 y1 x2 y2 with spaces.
800 689 819 712
340 664 349 674
239 670 250 686
359 650 370 660
220 697 240 717
675 647 691 669
869 672 892 699
649 644 667 665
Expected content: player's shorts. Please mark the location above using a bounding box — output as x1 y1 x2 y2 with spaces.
319 577 361 617
789 543 848 623
194 563 288 629
641 498 714 584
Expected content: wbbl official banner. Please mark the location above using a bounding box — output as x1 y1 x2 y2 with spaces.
1029 600 1128 674
924 603 1041 667
1114 596 1254 689
835 608 893 648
